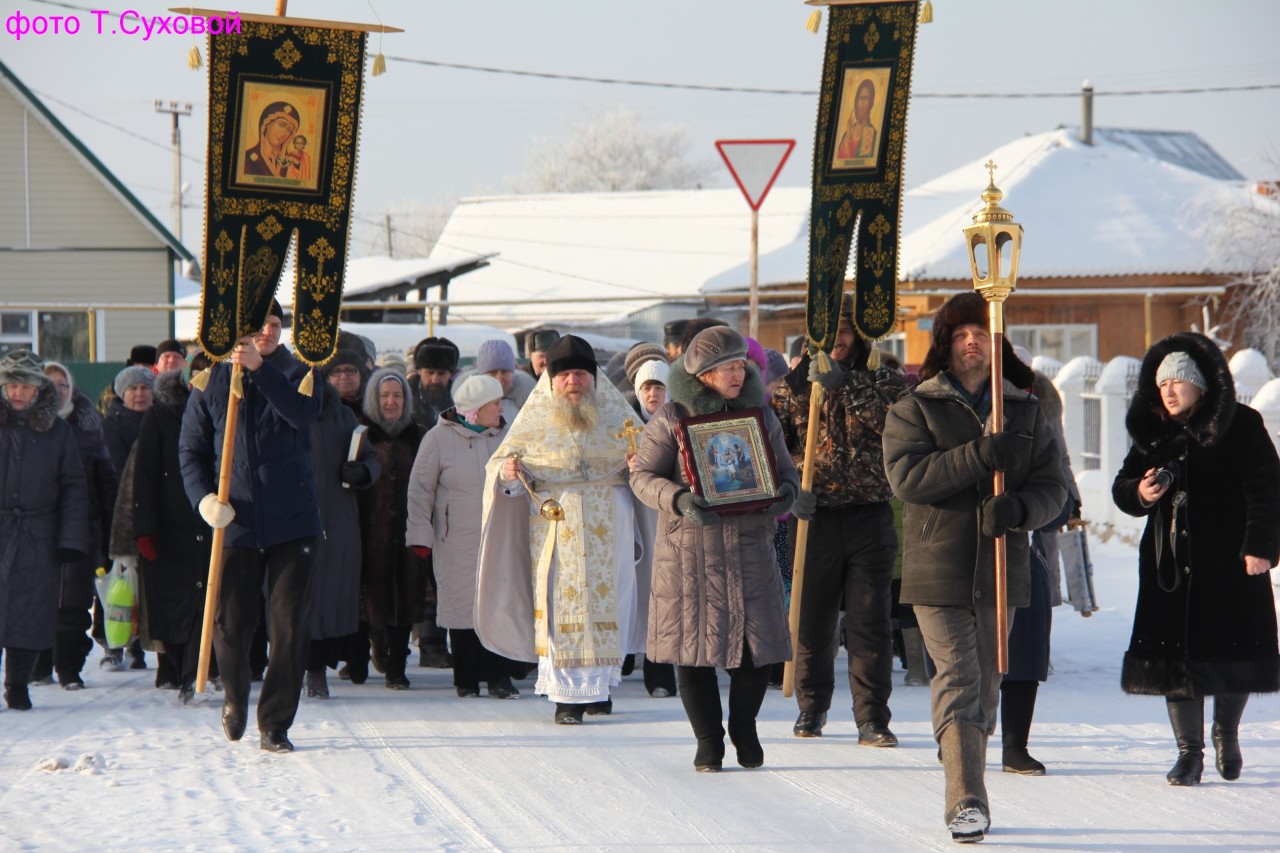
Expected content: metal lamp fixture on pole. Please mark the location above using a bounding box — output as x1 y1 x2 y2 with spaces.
962 160 1023 674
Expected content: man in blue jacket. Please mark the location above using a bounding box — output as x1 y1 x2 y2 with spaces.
180 300 322 753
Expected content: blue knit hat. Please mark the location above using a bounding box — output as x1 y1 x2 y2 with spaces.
475 339 516 374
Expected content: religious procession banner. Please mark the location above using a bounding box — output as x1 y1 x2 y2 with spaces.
198 14 366 367
805 0 921 347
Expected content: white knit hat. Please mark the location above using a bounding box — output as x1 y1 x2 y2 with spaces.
1155 351 1206 391
634 359 669 390
453 374 504 411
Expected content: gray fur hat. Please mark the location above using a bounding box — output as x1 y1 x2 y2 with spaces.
113 365 155 399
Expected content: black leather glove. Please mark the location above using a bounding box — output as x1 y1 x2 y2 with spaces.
341 461 371 487
807 356 845 392
791 489 817 521
676 491 720 527
764 482 796 516
976 432 1025 473
57 548 85 563
980 493 1025 538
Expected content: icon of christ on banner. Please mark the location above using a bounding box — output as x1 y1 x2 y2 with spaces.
830 66 891 172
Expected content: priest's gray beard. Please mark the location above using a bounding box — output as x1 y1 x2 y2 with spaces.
551 386 598 433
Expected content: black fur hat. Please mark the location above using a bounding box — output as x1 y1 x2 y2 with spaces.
918 292 1033 388
413 337 459 372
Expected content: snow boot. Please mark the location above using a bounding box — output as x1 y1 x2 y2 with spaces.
643 657 677 698
1000 680 1046 775
903 627 930 686
4 648 38 710
306 670 329 699
1165 697 1204 786
941 724 990 843
727 666 770 768
1212 693 1247 781
678 667 725 772
487 677 520 699
554 703 584 724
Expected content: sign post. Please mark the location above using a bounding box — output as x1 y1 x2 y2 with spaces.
715 139 795 338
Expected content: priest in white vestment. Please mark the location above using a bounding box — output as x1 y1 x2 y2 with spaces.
475 335 648 724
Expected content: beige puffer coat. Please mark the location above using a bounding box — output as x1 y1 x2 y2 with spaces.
406 411 507 629
630 357 797 670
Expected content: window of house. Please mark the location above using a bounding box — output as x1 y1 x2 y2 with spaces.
0 311 89 361
1008 324 1096 362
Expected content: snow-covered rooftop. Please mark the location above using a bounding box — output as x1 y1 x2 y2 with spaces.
704 126 1257 291
427 188 810 327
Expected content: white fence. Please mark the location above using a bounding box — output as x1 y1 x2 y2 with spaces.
1045 348 1280 543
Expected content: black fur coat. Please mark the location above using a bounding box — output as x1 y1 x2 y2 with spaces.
1112 332 1280 698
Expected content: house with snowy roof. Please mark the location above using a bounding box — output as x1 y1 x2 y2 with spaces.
705 125 1266 364
426 188 811 346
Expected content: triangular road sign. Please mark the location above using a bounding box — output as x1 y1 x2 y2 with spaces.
715 139 796 211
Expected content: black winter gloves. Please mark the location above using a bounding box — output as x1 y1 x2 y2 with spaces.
791 489 817 521
764 482 797 517
976 432 1029 472
980 493 1025 538
807 357 845 392
341 461 372 488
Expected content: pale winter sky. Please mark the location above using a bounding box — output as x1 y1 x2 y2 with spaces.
3 0 1279 257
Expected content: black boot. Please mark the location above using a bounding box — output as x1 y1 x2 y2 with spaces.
4 648 39 710
677 666 725 772
1212 693 1247 781
1001 680 1046 775
1165 697 1205 786
643 657 677 698
384 626 410 690
727 666 770 769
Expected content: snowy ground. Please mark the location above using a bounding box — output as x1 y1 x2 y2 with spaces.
3 537 1278 852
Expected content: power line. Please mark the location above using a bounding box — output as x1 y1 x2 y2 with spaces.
392 55 1280 99
31 88 205 166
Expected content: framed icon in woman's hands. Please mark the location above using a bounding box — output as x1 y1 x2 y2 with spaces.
675 408 779 514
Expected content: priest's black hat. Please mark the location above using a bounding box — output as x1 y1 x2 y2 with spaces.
126 345 157 366
546 334 597 378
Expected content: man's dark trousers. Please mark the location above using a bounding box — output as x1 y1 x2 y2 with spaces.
794 502 897 726
215 537 316 734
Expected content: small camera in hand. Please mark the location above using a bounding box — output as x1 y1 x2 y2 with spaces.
1153 460 1181 489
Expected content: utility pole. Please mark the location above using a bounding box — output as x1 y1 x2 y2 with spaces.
384 213 394 258
154 100 193 242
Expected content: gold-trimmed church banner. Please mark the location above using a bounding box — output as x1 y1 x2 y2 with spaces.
199 17 365 366
806 0 921 347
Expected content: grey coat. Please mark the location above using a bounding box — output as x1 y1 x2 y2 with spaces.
0 382 90 649
883 373 1067 608
310 384 380 640
630 357 797 669
405 411 507 629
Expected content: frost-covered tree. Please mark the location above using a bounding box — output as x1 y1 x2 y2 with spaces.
1207 168 1280 372
509 107 714 193
359 196 456 258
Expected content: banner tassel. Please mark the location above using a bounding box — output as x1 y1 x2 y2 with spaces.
371 52 387 77
188 45 203 70
189 367 211 391
298 370 315 397
920 1 933 24
805 10 821 33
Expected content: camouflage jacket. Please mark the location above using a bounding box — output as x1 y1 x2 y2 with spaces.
771 355 908 507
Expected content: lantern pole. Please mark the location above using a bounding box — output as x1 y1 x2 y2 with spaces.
963 160 1023 674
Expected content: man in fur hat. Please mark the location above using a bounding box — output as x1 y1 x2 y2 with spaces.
522 329 560 380
772 293 909 746
408 337 458 432
475 335 646 724
882 292 1066 842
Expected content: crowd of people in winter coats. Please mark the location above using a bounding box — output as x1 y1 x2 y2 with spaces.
1 294 1276 844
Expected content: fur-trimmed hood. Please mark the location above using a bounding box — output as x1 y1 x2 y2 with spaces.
667 354 765 416
66 389 103 434
362 368 414 436
152 369 191 415
1125 332 1235 455
0 379 61 432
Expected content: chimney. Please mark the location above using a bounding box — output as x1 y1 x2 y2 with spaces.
1081 80 1094 145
